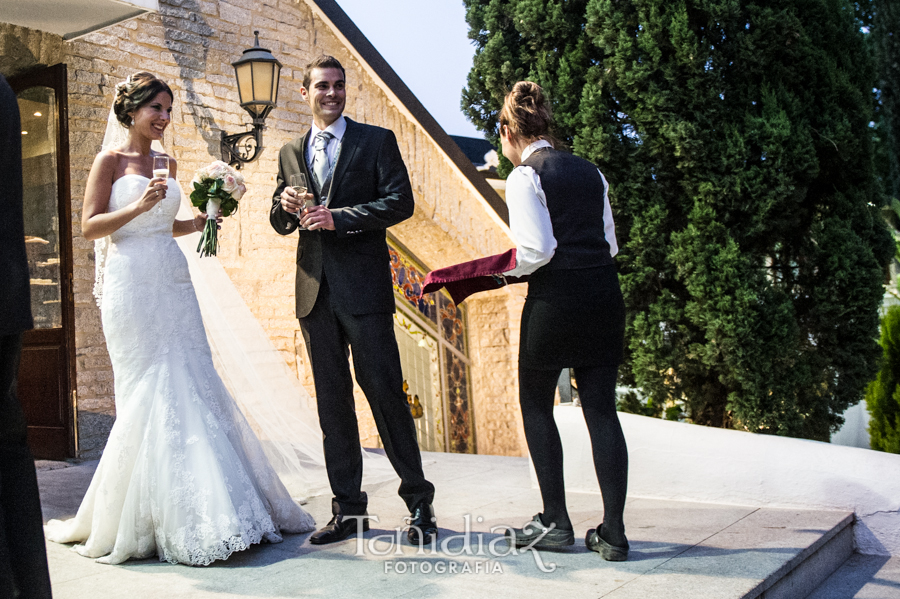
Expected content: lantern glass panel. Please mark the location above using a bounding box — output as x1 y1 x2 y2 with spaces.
251 62 274 104
235 63 253 106
270 68 280 106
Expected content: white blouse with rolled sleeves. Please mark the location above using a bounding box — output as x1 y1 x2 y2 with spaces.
502 140 618 278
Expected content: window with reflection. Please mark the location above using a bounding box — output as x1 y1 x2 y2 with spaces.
19 86 61 330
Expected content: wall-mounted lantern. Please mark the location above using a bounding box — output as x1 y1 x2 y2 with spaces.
220 31 282 168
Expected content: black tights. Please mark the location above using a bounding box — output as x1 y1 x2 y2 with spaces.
519 364 628 545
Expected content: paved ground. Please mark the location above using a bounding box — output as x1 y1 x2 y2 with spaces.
36 452 882 598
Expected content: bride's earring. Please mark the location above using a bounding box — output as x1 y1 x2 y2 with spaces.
130 117 135 126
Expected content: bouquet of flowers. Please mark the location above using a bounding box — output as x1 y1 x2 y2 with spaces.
189 160 246 257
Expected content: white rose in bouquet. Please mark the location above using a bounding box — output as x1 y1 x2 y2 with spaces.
191 164 209 187
222 174 239 195
207 161 231 180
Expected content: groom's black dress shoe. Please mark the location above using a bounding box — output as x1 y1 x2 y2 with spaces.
407 502 437 545
309 506 369 545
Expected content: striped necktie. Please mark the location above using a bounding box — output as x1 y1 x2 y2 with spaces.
312 131 334 190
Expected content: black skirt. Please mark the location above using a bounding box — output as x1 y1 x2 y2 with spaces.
519 265 625 370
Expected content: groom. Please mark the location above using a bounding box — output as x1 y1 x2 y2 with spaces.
270 55 436 545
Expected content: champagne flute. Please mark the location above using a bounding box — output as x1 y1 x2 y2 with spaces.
290 173 314 223
152 155 169 181
152 156 169 212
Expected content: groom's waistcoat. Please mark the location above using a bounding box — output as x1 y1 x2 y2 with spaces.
270 118 415 319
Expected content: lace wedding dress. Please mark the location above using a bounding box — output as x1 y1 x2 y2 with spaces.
44 176 316 565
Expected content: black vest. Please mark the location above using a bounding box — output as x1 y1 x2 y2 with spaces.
521 147 614 271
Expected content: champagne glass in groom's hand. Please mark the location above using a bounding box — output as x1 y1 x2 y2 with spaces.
290 173 315 226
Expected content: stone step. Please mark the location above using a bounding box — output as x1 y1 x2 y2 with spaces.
806 554 900 598
590 502 853 599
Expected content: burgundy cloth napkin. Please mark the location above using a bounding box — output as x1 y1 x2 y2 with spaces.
420 249 529 305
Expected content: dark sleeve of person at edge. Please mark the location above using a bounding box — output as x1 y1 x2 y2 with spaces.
0 73 54 599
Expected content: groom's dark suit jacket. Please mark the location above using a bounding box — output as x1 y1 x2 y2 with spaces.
270 118 414 317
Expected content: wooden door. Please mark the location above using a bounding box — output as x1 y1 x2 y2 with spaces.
9 64 76 460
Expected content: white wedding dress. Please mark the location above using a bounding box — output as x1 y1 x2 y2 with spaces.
44 176 316 565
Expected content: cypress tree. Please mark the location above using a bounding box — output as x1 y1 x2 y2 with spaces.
866 305 900 453
866 0 900 451
870 0 900 202
464 0 894 440
462 0 594 176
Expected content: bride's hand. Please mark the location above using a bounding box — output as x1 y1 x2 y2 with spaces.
193 212 223 231
137 177 168 213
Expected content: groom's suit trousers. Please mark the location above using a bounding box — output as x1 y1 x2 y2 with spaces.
299 275 435 515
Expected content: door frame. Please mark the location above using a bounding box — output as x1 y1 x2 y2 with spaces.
9 63 76 459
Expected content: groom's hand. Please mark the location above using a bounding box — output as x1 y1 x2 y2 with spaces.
301 205 335 231
280 187 308 215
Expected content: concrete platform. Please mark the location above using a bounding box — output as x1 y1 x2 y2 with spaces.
39 452 855 598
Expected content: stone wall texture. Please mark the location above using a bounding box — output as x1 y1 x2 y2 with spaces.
1 0 526 459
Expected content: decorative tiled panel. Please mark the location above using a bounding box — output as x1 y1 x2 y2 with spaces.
438 294 466 354
446 350 474 454
389 245 437 325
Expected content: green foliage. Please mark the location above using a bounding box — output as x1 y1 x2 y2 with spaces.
866 305 900 453
464 0 895 440
868 0 900 202
463 0 593 176
616 389 663 418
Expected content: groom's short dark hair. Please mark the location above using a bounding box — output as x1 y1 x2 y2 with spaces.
302 55 346 90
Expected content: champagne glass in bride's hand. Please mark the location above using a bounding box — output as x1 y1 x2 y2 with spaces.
153 156 169 211
152 155 169 180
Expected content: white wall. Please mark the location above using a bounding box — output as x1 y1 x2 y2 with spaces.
830 400 872 449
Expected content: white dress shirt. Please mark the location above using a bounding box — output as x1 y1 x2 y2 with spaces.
306 115 347 172
503 140 618 277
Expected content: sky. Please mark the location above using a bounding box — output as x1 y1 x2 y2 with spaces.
334 0 483 139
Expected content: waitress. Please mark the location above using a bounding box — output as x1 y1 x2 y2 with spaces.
500 81 629 561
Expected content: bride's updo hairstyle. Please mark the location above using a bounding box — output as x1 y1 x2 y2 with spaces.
498 81 561 148
113 72 173 128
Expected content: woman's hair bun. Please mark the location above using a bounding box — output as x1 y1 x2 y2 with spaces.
112 72 173 128
499 80 556 144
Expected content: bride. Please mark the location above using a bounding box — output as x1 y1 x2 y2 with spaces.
43 72 318 565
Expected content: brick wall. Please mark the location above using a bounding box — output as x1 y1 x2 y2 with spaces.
2 0 526 459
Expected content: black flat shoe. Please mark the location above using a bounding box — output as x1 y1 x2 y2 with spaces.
506 514 575 549
407 502 437 545
585 525 629 561
309 510 369 545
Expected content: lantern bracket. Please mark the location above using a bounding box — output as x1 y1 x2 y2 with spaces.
221 121 264 170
